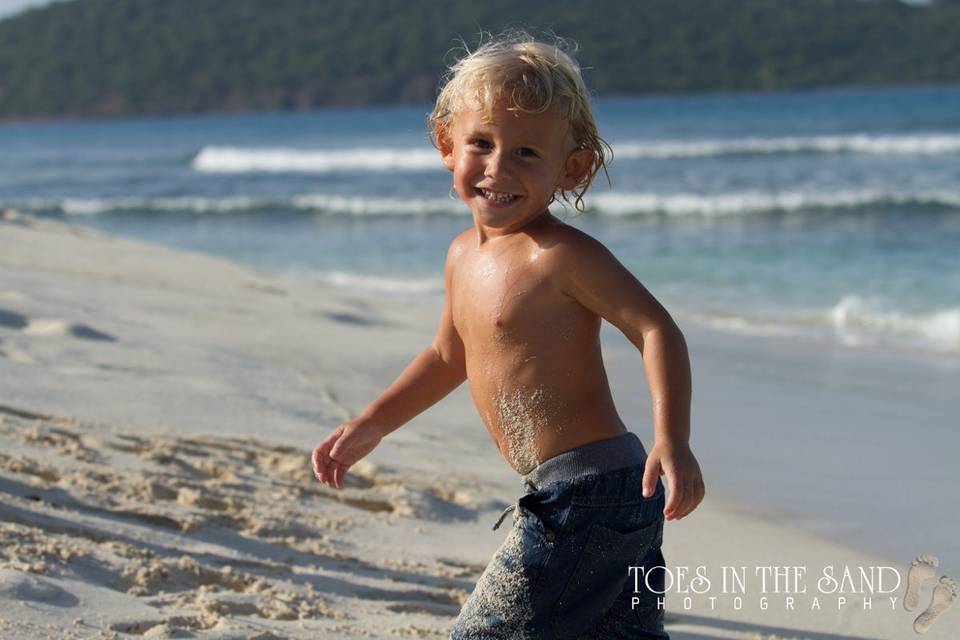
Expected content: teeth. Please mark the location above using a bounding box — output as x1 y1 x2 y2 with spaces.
480 189 516 203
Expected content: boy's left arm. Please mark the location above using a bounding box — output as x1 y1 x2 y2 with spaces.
555 230 705 521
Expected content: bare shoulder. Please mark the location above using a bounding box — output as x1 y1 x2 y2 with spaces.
533 217 672 329
535 218 620 275
445 228 475 270
447 227 477 263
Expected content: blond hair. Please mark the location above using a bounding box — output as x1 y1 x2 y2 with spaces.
428 32 611 212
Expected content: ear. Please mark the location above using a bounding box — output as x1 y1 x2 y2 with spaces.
558 149 594 190
436 127 455 172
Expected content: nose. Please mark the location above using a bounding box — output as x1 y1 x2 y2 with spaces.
484 149 510 179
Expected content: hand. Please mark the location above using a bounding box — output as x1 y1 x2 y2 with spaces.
642 440 704 521
312 420 383 489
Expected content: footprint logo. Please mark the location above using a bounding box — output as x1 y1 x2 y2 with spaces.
914 576 958 634
904 555 938 611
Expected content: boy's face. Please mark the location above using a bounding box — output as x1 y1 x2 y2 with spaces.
439 102 592 235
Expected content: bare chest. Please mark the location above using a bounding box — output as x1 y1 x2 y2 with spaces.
451 253 555 346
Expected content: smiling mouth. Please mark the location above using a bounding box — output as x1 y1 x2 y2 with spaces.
476 188 520 204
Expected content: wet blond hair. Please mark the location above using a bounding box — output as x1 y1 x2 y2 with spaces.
428 32 611 212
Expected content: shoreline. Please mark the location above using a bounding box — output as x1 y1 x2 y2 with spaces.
1 210 956 638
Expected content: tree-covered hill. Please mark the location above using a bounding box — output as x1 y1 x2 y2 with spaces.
1 0 959 120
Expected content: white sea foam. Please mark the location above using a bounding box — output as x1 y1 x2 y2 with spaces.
192 146 440 173
682 299 960 353
314 271 443 296
188 133 960 175
829 295 960 351
614 132 960 159
290 194 459 216
14 187 960 218
57 196 271 216
681 312 811 339
585 189 960 217
23 194 462 217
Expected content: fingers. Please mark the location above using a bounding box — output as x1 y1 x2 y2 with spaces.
312 424 359 491
647 455 693 520
312 446 322 482
663 468 685 521
312 427 343 488
312 443 328 485
642 455 660 498
665 472 706 521
314 453 347 490
333 461 348 490
682 475 705 519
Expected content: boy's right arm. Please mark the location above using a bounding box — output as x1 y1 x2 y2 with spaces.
312 242 467 489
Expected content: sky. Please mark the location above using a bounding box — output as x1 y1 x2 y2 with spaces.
0 0 61 20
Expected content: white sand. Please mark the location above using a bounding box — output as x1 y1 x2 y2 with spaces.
1 209 956 639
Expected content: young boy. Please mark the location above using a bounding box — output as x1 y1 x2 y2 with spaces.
313 34 704 639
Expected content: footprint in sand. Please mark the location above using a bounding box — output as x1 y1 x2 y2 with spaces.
25 319 116 342
905 554 939 611
914 575 958 634
0 569 79 607
0 307 116 342
0 308 28 330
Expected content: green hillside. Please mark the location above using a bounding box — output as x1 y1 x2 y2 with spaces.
1 0 959 120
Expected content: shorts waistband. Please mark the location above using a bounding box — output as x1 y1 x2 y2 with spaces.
523 432 647 488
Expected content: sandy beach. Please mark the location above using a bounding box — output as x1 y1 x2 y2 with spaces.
1 209 957 639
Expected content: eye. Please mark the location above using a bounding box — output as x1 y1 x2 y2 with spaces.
516 147 539 158
469 138 492 150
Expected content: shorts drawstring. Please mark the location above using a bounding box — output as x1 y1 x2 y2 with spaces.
492 479 539 531
491 505 514 531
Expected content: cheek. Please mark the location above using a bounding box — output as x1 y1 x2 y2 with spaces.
531 167 560 190
450 161 472 196
454 156 480 181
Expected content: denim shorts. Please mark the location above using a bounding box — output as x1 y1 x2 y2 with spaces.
451 432 668 640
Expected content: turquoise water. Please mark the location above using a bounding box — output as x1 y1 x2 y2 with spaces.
2 85 959 353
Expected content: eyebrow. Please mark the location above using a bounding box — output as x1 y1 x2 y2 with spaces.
461 126 547 148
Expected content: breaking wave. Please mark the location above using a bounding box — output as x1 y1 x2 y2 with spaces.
586 189 960 217
188 133 960 175
829 295 960 351
192 146 440 173
12 188 960 218
615 132 960 159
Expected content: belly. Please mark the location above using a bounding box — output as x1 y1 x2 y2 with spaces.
465 350 624 474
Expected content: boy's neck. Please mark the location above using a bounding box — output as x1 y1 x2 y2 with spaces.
473 208 555 245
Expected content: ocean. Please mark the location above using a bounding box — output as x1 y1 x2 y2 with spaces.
1 84 959 355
